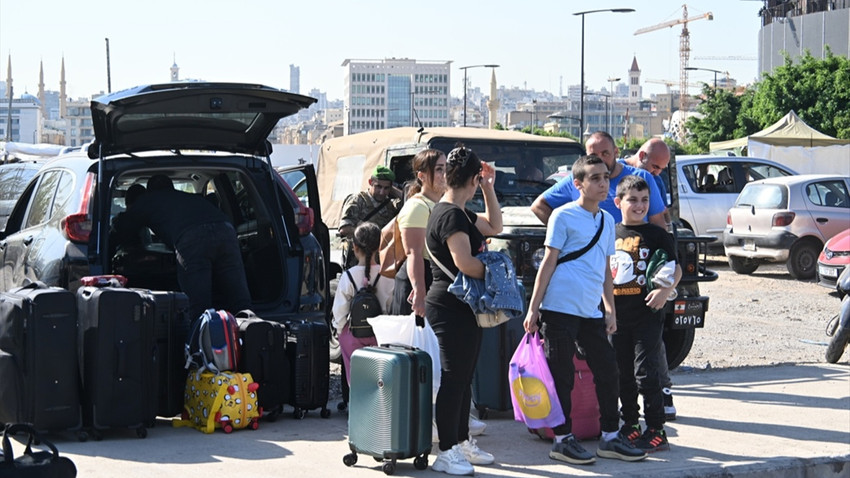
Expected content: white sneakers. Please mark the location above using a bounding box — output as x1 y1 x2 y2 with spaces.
468 413 486 436
432 445 474 476
432 415 486 444
459 438 495 465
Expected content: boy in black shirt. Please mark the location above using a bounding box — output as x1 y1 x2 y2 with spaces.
611 175 681 452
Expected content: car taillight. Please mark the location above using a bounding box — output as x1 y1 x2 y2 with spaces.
61 172 95 243
726 211 732 226
296 206 314 236
772 212 795 227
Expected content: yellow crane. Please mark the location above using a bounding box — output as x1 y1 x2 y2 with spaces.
635 4 714 115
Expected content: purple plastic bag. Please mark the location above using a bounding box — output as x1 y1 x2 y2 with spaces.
509 332 565 429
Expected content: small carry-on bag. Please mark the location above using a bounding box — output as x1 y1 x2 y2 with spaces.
133 289 191 418
0 423 77 478
172 370 260 434
344 344 431 475
236 311 290 417
528 354 601 441
185 309 240 374
76 286 157 439
0 283 81 433
284 319 331 419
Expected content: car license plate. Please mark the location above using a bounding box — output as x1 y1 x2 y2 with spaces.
670 297 708 329
743 239 756 251
818 265 838 278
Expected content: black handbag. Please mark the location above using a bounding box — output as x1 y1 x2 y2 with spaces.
0 424 76 478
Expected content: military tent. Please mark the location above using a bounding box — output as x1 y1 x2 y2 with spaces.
709 111 850 174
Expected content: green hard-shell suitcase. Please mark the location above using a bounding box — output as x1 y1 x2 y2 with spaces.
344 344 431 475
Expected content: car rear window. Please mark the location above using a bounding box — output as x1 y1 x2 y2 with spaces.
736 183 787 209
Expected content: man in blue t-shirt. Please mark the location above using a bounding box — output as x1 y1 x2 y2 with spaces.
531 131 667 229
622 137 672 226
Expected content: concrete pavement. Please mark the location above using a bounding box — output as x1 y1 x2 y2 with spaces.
17 363 850 477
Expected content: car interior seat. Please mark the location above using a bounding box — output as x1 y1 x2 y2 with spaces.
824 191 838 207
716 168 735 192
701 174 716 192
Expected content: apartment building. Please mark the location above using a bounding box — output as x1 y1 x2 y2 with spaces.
341 58 451 135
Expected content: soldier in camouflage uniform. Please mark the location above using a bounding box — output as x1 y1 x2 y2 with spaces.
339 166 402 267
339 166 401 237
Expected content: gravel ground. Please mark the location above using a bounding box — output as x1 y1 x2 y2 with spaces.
328 255 846 402
679 256 843 370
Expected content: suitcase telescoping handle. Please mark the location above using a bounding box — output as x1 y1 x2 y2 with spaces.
379 343 418 352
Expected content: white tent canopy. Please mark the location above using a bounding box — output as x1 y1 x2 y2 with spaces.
709 111 850 174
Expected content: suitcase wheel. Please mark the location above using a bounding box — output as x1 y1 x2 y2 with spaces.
343 453 358 467
414 455 428 470
382 460 396 475
136 427 147 439
337 401 348 412
293 408 307 420
250 418 259 430
320 407 331 419
77 431 89 442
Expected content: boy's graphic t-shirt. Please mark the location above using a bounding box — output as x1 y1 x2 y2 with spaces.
611 223 676 322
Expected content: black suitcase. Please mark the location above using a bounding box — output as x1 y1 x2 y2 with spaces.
77 286 157 438
0 283 81 433
472 282 526 418
284 319 330 419
237 313 291 417
133 289 191 418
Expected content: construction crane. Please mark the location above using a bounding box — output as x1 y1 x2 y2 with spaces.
645 78 702 95
635 4 714 116
693 55 756 61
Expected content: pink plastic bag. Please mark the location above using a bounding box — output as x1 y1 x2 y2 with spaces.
509 332 565 429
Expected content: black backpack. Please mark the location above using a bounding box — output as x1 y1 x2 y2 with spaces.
345 270 382 338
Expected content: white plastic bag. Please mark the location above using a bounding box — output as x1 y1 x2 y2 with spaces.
368 314 441 397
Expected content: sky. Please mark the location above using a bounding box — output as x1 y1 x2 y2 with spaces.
0 0 764 102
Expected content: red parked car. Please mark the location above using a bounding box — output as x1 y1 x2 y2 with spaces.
818 228 850 289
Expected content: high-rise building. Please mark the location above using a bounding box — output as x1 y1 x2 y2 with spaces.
289 64 300 94
341 58 451 135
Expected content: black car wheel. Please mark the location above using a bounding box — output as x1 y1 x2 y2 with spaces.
663 327 695 370
786 239 820 280
728 255 759 275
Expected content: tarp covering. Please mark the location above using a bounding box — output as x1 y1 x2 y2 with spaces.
709 111 850 174
710 110 850 150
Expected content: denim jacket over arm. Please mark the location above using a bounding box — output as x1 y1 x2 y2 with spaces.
447 251 524 319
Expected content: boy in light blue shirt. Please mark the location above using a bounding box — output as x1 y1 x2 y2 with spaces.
524 155 647 466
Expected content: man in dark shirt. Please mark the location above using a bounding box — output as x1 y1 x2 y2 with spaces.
117 174 252 319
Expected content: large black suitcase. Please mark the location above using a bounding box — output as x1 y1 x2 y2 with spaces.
344 344 431 474
134 289 191 418
77 286 157 438
237 313 291 417
472 282 526 418
284 319 330 419
0 283 81 433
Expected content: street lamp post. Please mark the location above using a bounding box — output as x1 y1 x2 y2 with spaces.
573 8 635 136
607 76 620 134
685 66 723 91
460 64 499 127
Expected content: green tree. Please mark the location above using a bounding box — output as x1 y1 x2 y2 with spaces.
684 84 746 153
745 50 850 139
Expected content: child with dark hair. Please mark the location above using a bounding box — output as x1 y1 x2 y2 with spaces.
524 155 647 467
332 222 394 384
425 145 502 475
611 175 681 452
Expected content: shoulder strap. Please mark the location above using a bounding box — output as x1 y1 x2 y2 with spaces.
345 269 359 291
361 198 391 223
425 240 456 281
556 213 605 265
370 272 381 288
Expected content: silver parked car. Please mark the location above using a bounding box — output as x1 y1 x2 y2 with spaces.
676 155 796 243
723 174 850 280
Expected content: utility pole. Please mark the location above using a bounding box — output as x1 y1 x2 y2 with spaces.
105 38 112 93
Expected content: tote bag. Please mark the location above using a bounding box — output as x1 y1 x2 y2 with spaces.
509 332 565 429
